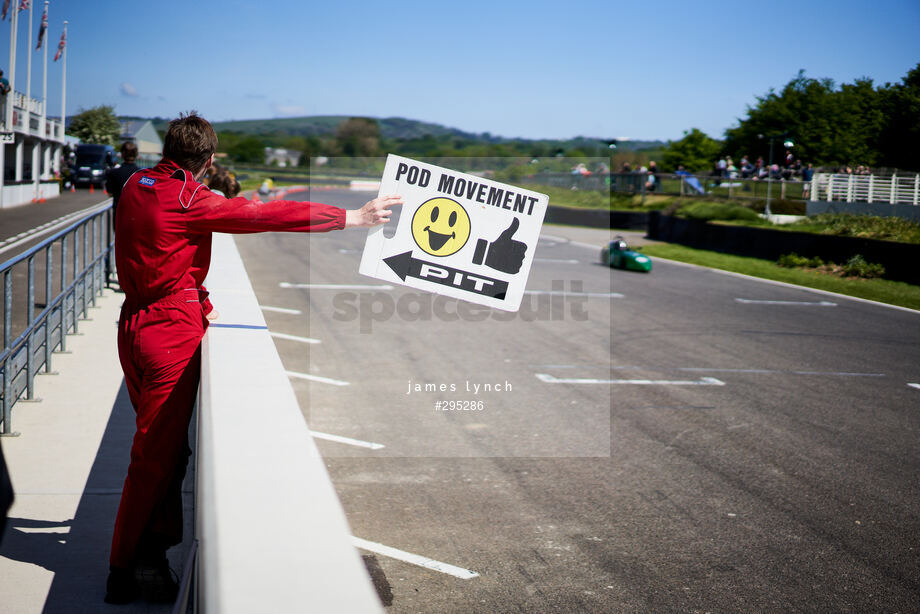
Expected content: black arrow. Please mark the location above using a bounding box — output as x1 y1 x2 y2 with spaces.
383 251 508 300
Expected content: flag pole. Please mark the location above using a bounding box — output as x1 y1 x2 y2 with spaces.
60 19 66 136
25 1 32 106
40 1 47 145
7 1 18 129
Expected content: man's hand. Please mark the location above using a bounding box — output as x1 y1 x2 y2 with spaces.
206 309 219 321
344 194 403 228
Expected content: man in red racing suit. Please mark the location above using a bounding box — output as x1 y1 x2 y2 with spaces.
105 113 399 604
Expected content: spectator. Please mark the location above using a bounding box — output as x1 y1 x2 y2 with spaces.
105 142 141 220
648 161 659 192
802 163 815 198
717 156 727 178
206 167 240 198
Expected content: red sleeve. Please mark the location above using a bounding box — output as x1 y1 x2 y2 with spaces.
181 191 346 234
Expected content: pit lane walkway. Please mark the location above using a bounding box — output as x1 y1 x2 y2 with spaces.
0 286 191 613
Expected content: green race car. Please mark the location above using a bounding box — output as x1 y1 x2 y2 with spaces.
601 236 652 272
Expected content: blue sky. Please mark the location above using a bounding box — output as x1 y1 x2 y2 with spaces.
2 0 918 141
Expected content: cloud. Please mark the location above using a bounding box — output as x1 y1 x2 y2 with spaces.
120 82 139 97
271 103 307 117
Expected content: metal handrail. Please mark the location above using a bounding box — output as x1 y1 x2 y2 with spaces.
0 203 114 435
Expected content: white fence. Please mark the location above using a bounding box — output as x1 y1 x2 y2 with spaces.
194 233 382 613
811 173 920 205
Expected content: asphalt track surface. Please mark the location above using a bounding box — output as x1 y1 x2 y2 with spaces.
240 188 917 613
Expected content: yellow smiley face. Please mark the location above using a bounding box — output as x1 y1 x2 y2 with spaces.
411 197 471 257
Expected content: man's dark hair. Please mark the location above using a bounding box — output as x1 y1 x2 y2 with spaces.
121 141 138 164
162 111 217 174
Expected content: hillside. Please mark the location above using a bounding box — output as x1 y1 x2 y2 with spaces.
140 115 664 151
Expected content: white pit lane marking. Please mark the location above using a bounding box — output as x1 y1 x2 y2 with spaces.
352 537 479 580
677 367 885 377
286 370 350 386
259 304 303 315
311 431 385 450
908 383 920 390
735 298 837 307
270 331 321 344
280 282 395 291
524 290 623 298
536 373 725 386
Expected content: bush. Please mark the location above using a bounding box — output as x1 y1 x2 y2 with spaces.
791 214 920 244
778 252 824 268
678 201 761 222
841 254 885 278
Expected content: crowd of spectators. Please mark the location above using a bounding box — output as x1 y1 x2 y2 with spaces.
711 151 815 184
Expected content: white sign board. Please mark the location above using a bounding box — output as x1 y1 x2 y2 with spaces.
360 155 548 312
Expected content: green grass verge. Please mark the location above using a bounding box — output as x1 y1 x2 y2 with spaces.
639 243 920 311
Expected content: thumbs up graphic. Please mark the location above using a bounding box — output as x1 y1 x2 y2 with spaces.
472 217 527 274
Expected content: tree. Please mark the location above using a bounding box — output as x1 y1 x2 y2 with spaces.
877 64 920 171
336 117 380 157
69 105 120 145
720 67 917 169
662 128 722 172
226 136 265 163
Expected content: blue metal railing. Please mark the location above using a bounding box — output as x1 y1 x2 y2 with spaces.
0 203 113 435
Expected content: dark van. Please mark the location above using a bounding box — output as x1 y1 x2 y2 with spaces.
73 144 116 188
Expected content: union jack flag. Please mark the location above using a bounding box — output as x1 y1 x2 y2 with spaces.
1 0 10 20
53 27 65 61
36 2 46 49
19 0 29 11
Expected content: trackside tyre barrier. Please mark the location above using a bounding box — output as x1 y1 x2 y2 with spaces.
195 233 382 613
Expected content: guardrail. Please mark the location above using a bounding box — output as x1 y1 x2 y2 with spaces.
0 202 113 435
193 233 382 613
811 173 920 205
521 172 809 201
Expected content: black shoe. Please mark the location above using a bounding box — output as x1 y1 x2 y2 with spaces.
134 558 179 603
104 566 140 604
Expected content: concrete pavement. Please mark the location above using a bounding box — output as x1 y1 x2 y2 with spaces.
0 288 193 613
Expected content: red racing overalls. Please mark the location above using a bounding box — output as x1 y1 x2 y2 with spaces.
110 159 344 569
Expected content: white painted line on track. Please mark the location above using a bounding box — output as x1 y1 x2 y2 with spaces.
259 305 302 315
539 233 601 250
677 367 884 377
270 331 321 344
524 290 623 298
0 200 111 256
536 373 725 386
352 537 479 580
735 298 837 306
286 370 350 386
338 248 361 254
311 431 385 450
908 383 920 390
280 282 395 291
534 258 580 264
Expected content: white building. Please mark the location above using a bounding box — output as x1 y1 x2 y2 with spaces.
1 90 66 208
119 119 162 168
264 147 301 168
